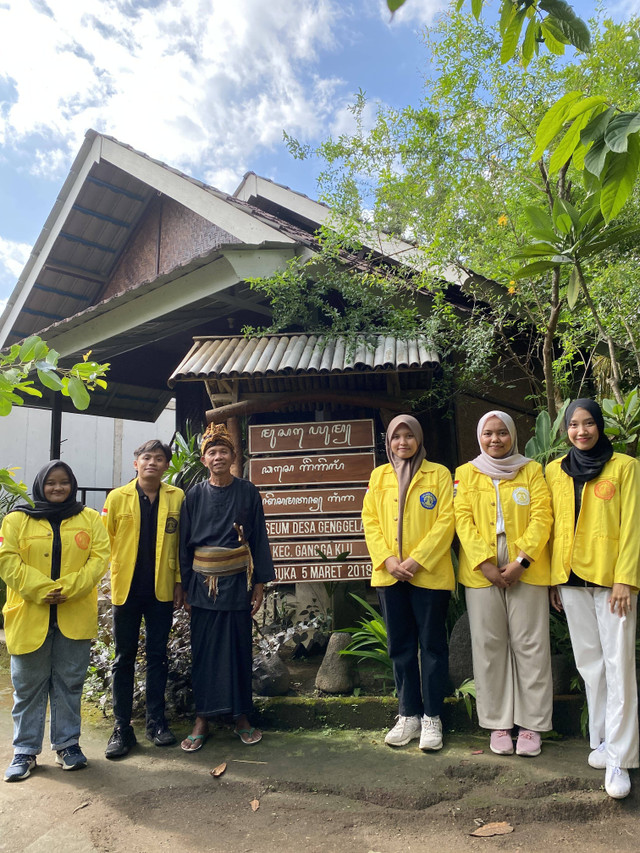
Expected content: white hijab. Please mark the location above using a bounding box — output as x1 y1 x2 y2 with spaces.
470 410 531 480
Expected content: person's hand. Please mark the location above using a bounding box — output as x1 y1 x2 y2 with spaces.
549 586 563 612
43 588 67 605
399 557 422 577
173 583 184 611
251 583 264 617
384 556 413 581
500 561 525 587
478 561 508 589
610 583 632 618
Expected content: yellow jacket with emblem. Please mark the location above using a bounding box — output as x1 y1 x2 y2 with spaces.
0 509 110 655
103 479 184 605
362 459 455 589
454 461 552 588
545 452 640 588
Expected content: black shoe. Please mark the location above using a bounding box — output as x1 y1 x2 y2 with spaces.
105 725 137 759
146 720 177 747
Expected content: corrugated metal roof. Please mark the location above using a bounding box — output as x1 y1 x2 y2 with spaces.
169 334 439 387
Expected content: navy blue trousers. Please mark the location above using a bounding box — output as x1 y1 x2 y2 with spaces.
377 583 450 717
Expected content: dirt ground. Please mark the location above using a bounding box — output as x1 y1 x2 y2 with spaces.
1 646 639 853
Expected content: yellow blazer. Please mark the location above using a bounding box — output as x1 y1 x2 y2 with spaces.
362 459 455 590
546 453 640 588
454 461 552 588
102 479 184 605
0 509 109 655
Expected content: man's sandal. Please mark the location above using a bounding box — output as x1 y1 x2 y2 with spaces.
181 734 208 752
234 727 262 745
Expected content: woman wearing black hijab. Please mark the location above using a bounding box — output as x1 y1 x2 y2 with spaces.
0 461 109 782
546 400 640 799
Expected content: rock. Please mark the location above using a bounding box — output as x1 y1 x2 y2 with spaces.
303 629 329 657
315 631 357 694
252 654 291 696
448 612 474 690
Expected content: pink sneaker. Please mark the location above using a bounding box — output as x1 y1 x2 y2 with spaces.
490 730 514 755
516 729 541 757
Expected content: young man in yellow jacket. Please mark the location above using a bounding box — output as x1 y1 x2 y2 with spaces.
102 440 184 758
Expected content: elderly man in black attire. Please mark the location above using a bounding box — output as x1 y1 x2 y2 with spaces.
179 423 275 750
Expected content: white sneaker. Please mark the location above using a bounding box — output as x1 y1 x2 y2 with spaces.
384 715 421 747
588 742 607 769
605 765 631 799
419 715 443 751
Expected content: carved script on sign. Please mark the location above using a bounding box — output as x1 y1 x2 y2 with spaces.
275 562 372 583
250 452 375 487
260 487 366 516
249 419 374 454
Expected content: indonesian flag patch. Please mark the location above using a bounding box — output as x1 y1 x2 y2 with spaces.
101 506 108 517
453 479 459 497
0 536 3 548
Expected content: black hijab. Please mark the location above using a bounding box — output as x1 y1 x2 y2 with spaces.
12 460 84 521
561 399 613 483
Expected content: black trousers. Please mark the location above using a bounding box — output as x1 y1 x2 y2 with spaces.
377 583 450 718
111 595 174 728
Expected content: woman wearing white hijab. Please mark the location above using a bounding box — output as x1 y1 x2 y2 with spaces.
455 411 553 757
362 415 455 751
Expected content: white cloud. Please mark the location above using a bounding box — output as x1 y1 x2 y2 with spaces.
0 0 347 188
0 236 31 281
378 0 444 26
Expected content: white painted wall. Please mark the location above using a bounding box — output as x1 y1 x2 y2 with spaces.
0 402 176 509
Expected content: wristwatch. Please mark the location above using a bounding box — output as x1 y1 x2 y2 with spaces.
516 556 531 568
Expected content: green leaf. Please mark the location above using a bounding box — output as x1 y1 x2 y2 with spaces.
0 395 12 416
471 0 483 20
500 7 526 64
46 348 59 366
18 335 41 363
549 109 591 173
539 0 590 51
566 96 607 122
603 112 640 154
566 267 580 309
552 198 573 234
387 0 406 11
521 16 538 67
67 376 91 410
580 105 615 146
511 242 560 259
37 368 64 391
580 223 640 256
600 133 640 223
540 19 569 55
583 135 608 177
533 91 583 160
499 0 516 37
524 206 557 242
512 259 560 279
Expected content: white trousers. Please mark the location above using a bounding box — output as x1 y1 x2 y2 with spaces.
466 581 553 731
560 585 639 768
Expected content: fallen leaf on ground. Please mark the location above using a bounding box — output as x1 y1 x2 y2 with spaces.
250 799 260 811
210 762 227 777
471 749 484 755
470 821 514 837
72 802 90 814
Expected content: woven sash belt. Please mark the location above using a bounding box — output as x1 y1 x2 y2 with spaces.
192 524 254 599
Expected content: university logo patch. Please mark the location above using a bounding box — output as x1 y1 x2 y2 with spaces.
165 517 179 534
512 487 530 506
420 492 437 510
75 531 90 550
594 480 616 500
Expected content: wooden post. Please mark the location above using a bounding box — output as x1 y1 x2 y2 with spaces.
50 395 62 460
227 416 243 478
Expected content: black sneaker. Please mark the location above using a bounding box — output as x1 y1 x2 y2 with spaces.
146 720 177 747
105 725 137 759
55 745 88 771
4 754 36 782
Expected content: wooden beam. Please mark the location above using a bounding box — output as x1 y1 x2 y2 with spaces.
205 391 405 423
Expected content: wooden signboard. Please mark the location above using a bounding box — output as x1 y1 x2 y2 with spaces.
275 561 372 583
271 539 368 561
250 419 375 454
266 517 364 539
250 452 375 487
261 487 366 517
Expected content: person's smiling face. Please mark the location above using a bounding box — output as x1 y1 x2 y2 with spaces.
202 443 235 478
567 407 599 451
43 467 72 503
390 424 418 459
479 416 513 459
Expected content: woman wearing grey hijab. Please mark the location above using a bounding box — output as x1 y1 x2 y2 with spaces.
362 415 455 751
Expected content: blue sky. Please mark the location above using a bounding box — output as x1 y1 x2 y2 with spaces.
0 0 635 310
